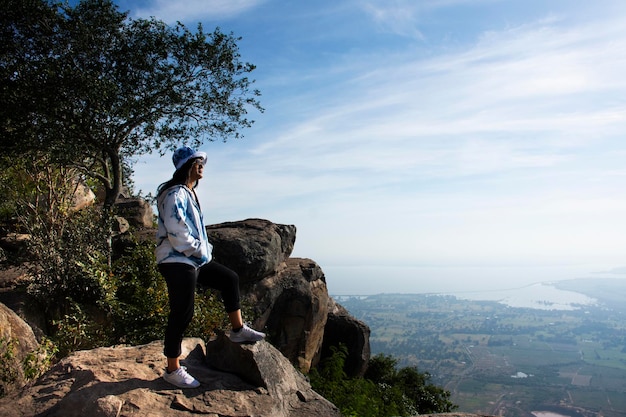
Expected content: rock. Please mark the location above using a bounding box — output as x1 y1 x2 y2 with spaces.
247 258 330 373
71 181 96 211
0 233 30 254
0 269 46 340
206 218 296 284
96 186 131 202
0 337 341 417
205 219 370 375
205 333 340 416
321 298 371 377
114 197 154 228
0 302 39 396
112 216 130 234
0 266 28 290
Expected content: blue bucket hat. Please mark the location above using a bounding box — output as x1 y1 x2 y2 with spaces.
172 146 207 171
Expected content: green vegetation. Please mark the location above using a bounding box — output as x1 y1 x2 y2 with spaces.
0 337 18 396
0 336 57 396
30 235 230 359
310 345 457 417
339 291 626 417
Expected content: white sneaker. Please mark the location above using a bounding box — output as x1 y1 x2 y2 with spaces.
163 366 200 388
229 324 266 343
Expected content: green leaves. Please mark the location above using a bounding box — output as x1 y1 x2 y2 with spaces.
2 0 262 207
310 349 458 416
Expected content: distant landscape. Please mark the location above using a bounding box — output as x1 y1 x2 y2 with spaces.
336 278 626 417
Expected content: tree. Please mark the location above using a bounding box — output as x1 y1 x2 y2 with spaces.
365 353 458 415
1 0 262 208
310 348 458 417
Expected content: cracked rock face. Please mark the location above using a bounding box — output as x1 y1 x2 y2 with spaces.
0 337 340 417
204 219 370 377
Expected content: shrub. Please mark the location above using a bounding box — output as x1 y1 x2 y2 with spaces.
0 337 19 397
52 301 110 358
0 336 57 398
310 345 386 417
108 239 169 345
366 353 458 415
25 206 113 321
22 337 58 381
310 348 458 417
187 289 231 338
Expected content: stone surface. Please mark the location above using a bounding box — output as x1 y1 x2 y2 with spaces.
0 269 45 340
114 197 154 228
205 332 339 416
0 266 27 290
0 302 39 396
112 215 130 234
71 181 96 211
0 233 30 254
321 297 371 377
206 218 296 284
247 257 330 373
0 337 341 417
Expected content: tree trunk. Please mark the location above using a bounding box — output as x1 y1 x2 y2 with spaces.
101 147 122 268
103 147 122 210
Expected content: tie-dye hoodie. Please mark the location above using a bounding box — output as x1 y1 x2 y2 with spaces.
155 185 212 268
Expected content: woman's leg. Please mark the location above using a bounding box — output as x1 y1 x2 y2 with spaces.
228 309 244 329
197 260 242 328
159 263 197 370
197 260 265 342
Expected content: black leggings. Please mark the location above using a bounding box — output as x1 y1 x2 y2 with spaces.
159 261 241 358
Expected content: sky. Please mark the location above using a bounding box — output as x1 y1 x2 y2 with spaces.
121 0 626 294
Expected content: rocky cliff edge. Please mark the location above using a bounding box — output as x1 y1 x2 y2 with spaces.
0 336 341 417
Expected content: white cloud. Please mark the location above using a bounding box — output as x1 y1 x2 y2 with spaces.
362 1 425 39
131 0 264 22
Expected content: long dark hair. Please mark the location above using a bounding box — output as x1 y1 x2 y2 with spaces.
156 158 200 197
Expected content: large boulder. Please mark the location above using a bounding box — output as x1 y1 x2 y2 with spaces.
247 258 330 373
114 197 154 228
205 333 339 416
206 219 370 375
206 218 296 284
70 181 96 211
0 268 45 339
321 297 371 378
0 302 39 396
0 337 341 417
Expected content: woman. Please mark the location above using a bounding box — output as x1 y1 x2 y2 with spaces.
156 146 265 389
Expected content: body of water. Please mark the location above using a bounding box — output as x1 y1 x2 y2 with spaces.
532 412 571 417
450 282 596 310
326 264 625 310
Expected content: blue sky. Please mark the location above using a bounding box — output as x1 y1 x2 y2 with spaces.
125 0 626 293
